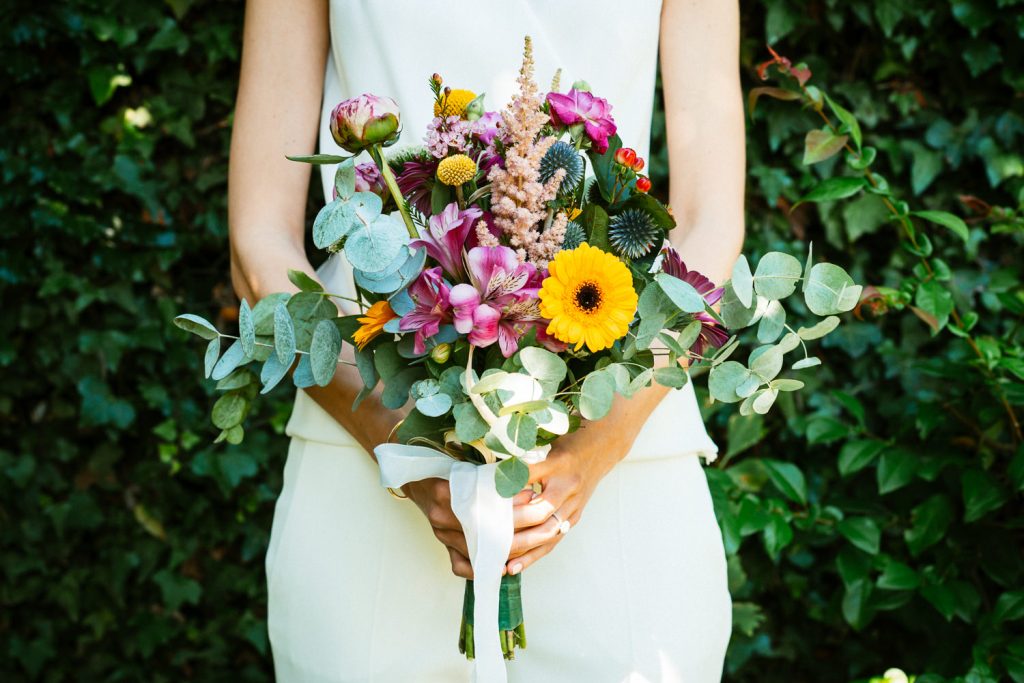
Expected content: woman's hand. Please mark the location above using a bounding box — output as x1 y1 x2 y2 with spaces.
403 478 473 579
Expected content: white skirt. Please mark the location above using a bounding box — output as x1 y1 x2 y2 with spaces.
267 384 731 683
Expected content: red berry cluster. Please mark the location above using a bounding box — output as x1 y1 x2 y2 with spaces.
613 147 651 193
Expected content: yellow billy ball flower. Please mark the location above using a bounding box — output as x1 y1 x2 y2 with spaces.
434 88 477 118
353 300 397 350
436 154 478 186
539 243 638 353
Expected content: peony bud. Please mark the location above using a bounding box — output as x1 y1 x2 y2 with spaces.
614 147 637 167
571 79 591 92
631 157 645 172
430 342 451 364
329 94 401 153
635 176 652 193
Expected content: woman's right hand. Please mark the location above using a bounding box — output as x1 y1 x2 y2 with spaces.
402 478 472 579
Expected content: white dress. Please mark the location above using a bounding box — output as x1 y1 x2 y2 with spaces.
266 2 732 681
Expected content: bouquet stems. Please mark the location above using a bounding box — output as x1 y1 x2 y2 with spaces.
368 144 417 239
458 573 527 660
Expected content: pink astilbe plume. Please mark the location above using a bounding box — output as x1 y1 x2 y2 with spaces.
488 36 566 267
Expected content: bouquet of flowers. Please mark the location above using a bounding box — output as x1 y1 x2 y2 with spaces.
175 37 858 677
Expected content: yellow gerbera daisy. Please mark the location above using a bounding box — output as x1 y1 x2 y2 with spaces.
434 88 477 118
353 300 397 350
539 243 638 352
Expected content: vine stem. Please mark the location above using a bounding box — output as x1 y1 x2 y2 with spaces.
369 144 417 238
793 80 1023 444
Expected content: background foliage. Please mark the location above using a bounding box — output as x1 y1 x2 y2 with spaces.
1 1 1022 681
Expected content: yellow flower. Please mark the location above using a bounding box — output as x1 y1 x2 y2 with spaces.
539 243 638 352
353 300 397 350
436 154 478 186
434 88 477 118
567 207 582 221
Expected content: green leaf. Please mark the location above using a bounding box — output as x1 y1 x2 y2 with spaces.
580 371 615 420
259 350 293 394
312 198 356 250
756 300 786 343
238 300 255 357
797 315 840 340
506 413 538 451
454 402 489 443
803 128 849 164
586 133 623 203
837 517 881 554
708 361 749 403
287 269 324 293
309 319 342 386
204 337 220 379
579 204 611 251
877 448 916 494
804 262 861 316
753 252 803 300
962 469 1008 522
654 365 690 389
381 367 422 409
173 314 219 340
762 459 807 505
251 293 290 335
914 280 954 333
286 153 350 164
842 578 873 630
904 494 953 556
655 273 706 313
273 303 296 364
993 590 1024 623
877 560 920 591
794 177 866 207
334 158 356 201
518 347 567 383
211 340 250 381
416 393 453 417
912 210 969 243
212 393 246 430
731 255 754 308
345 211 409 274
920 582 956 621
838 439 886 477
494 457 530 498
824 93 862 150
792 356 821 370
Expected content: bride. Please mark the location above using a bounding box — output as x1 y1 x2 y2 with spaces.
228 1 745 681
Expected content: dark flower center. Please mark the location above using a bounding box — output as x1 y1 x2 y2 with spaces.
574 282 603 313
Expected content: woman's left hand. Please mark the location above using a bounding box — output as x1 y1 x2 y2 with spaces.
504 417 629 576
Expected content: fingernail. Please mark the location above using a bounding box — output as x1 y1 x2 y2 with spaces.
510 563 523 575
529 494 543 505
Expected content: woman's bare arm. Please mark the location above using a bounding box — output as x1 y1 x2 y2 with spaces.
228 0 403 452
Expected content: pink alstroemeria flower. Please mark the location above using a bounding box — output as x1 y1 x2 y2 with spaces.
660 247 729 356
399 267 453 355
449 246 547 357
410 202 483 279
546 88 617 154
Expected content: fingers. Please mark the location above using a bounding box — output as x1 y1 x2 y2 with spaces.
513 473 579 528
507 508 582 574
448 547 473 579
434 527 469 558
508 514 561 558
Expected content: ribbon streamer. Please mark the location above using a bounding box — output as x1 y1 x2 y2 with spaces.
376 443 514 683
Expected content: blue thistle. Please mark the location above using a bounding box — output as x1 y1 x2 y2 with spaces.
539 141 584 194
561 220 586 250
609 208 661 260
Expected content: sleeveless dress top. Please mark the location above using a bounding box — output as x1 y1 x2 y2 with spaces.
266 2 732 681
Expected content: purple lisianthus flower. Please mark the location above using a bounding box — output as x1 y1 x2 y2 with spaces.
410 202 483 279
399 267 453 355
449 246 544 357
546 88 617 154
354 161 386 199
660 247 729 356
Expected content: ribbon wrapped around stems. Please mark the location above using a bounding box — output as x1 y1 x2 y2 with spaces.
375 443 514 683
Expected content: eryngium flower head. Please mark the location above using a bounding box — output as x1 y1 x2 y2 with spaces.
561 220 586 251
608 208 661 260
539 141 584 194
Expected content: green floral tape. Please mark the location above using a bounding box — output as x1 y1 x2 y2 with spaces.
462 574 524 630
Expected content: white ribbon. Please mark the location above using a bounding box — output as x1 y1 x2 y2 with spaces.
375 443 514 683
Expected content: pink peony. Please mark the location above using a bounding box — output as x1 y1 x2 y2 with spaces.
546 88 617 154
330 94 401 153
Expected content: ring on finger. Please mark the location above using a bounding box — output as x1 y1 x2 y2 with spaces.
551 510 572 535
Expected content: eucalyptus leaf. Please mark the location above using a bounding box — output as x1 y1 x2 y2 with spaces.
312 198 356 250
260 349 293 394
416 392 453 417
655 273 706 313
494 456 530 498
238 299 255 357
757 300 786 343
792 356 822 370
753 252 803 300
310 318 342 386
731 255 754 308
204 337 220 379
286 153 350 164
252 292 290 335
287 269 324 293
334 158 356 201
345 212 410 273
720 282 757 329
797 316 840 340
273 303 296 364
292 355 317 389
454 402 489 443
752 387 779 414
174 314 219 340
750 345 784 381
804 262 861 315
211 340 250 381
708 361 749 403
212 393 247 430
518 346 568 383
654 365 690 388
580 371 615 420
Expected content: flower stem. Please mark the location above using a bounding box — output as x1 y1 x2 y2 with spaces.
369 144 417 239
